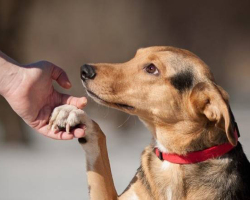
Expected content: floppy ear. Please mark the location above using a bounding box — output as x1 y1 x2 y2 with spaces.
190 82 237 146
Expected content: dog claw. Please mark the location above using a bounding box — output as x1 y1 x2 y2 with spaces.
51 124 55 131
66 124 70 133
51 124 59 132
48 121 53 130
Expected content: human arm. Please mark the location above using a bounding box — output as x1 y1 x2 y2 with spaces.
0 50 87 140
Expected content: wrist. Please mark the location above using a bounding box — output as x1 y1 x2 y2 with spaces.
0 56 21 97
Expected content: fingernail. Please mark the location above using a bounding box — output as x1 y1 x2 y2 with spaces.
82 97 87 104
65 81 72 88
77 97 87 109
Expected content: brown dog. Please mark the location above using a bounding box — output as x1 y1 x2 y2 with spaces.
49 46 250 200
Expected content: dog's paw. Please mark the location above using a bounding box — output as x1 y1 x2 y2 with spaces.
48 105 92 133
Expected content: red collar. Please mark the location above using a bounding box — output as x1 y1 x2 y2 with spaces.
155 125 240 164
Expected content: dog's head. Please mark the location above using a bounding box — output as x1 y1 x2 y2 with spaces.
81 46 237 153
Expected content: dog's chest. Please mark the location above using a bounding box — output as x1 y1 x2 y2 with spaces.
152 160 184 200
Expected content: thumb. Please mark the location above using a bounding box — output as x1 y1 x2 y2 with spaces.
61 94 87 109
51 65 72 89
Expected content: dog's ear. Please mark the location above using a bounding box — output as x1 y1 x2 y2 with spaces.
190 82 237 146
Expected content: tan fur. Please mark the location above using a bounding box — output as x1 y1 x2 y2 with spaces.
78 46 239 199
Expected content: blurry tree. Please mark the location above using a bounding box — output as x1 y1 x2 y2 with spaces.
0 0 32 144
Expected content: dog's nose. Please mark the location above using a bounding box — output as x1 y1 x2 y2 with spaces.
81 64 96 80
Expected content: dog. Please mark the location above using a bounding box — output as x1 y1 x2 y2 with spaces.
49 46 250 200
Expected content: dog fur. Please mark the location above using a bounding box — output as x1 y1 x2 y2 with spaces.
49 46 250 200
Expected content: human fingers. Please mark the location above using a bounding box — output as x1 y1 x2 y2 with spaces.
70 125 86 138
61 95 87 109
38 124 86 140
38 125 74 140
51 65 72 89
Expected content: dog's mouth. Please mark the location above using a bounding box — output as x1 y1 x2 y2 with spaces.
87 90 135 110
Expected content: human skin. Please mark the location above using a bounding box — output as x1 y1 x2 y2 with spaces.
0 50 87 140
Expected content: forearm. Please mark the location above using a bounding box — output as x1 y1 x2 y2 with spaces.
0 51 20 97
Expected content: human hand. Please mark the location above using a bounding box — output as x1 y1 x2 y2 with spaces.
2 61 87 140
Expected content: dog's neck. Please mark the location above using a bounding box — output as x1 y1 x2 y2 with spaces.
143 119 229 155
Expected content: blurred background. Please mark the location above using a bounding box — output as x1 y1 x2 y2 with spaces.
0 0 249 199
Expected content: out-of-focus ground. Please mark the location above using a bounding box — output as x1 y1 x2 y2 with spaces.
0 0 250 199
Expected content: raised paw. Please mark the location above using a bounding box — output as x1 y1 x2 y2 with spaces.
48 105 88 133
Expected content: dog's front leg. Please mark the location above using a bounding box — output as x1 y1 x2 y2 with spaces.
49 105 117 200
79 121 117 200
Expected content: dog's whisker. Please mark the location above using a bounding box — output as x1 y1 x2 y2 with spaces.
117 114 131 128
103 106 110 119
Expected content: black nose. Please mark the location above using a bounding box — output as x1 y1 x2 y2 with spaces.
81 64 96 80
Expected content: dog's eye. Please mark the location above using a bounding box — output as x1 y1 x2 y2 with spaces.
145 64 159 75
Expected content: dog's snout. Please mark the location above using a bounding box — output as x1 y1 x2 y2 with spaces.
81 64 96 81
